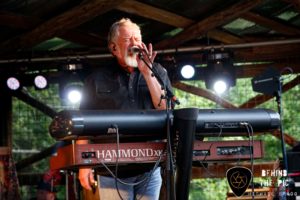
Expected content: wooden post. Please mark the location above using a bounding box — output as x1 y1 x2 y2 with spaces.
0 86 12 147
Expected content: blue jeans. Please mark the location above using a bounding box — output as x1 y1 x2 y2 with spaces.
97 167 162 200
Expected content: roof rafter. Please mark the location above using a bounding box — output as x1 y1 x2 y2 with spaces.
154 0 263 49
0 0 125 52
242 11 300 35
283 0 300 13
0 11 104 47
116 0 245 45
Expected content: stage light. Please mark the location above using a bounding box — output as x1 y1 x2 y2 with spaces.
213 80 227 94
34 75 48 89
204 50 236 93
180 65 195 79
61 84 82 104
6 77 21 90
67 89 82 104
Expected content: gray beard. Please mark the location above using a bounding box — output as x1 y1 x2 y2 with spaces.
124 52 138 68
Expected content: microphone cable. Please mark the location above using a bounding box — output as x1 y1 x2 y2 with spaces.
139 46 177 200
195 123 224 178
241 122 255 200
94 124 166 200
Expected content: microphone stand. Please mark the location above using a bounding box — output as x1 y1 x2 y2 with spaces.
274 76 289 173
139 52 178 200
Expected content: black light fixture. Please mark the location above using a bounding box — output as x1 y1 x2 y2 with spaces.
204 50 236 94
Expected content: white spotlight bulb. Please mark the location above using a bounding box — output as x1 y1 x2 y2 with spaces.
67 90 82 104
7 77 20 90
181 65 195 79
34 75 47 89
213 80 228 94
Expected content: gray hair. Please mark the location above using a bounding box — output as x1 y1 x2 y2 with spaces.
107 18 140 51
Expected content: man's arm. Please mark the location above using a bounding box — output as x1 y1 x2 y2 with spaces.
76 139 95 191
137 43 167 110
142 70 167 110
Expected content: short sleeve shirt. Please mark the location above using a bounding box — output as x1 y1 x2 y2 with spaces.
80 60 173 111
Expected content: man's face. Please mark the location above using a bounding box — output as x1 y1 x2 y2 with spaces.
113 24 142 68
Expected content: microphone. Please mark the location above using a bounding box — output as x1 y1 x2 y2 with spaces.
129 46 144 54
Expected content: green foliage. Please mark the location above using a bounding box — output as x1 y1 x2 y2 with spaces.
189 179 228 200
174 76 300 200
12 85 64 199
11 75 299 199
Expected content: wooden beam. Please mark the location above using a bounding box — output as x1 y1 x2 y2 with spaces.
16 143 57 171
283 0 300 13
0 11 41 29
117 0 245 45
155 0 263 49
173 81 237 108
0 11 104 47
192 162 277 179
236 60 300 78
235 43 300 61
12 89 57 118
239 75 300 108
0 0 124 52
117 0 193 28
18 173 44 185
15 141 67 171
242 12 300 36
207 30 245 44
58 30 104 47
271 130 299 147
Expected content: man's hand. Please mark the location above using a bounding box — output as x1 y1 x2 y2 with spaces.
78 168 95 191
136 43 157 76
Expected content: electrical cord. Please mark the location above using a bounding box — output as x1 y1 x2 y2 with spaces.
94 124 165 200
139 47 177 200
240 122 255 200
195 124 224 177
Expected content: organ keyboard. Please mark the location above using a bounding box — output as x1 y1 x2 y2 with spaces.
49 108 280 200
50 140 264 170
49 109 280 140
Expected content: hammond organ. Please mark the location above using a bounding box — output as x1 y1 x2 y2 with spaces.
49 108 280 140
50 140 264 170
49 108 280 200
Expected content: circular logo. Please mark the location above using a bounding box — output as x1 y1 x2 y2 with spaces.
230 171 248 189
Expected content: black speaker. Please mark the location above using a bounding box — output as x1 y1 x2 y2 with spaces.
287 152 300 173
251 67 280 96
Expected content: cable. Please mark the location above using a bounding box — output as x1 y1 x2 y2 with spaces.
165 108 176 200
114 124 124 200
194 124 224 178
94 124 166 200
139 49 177 200
241 122 255 200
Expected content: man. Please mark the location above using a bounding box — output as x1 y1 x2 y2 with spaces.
77 18 173 200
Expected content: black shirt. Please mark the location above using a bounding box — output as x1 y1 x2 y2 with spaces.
79 60 173 177
80 60 172 110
